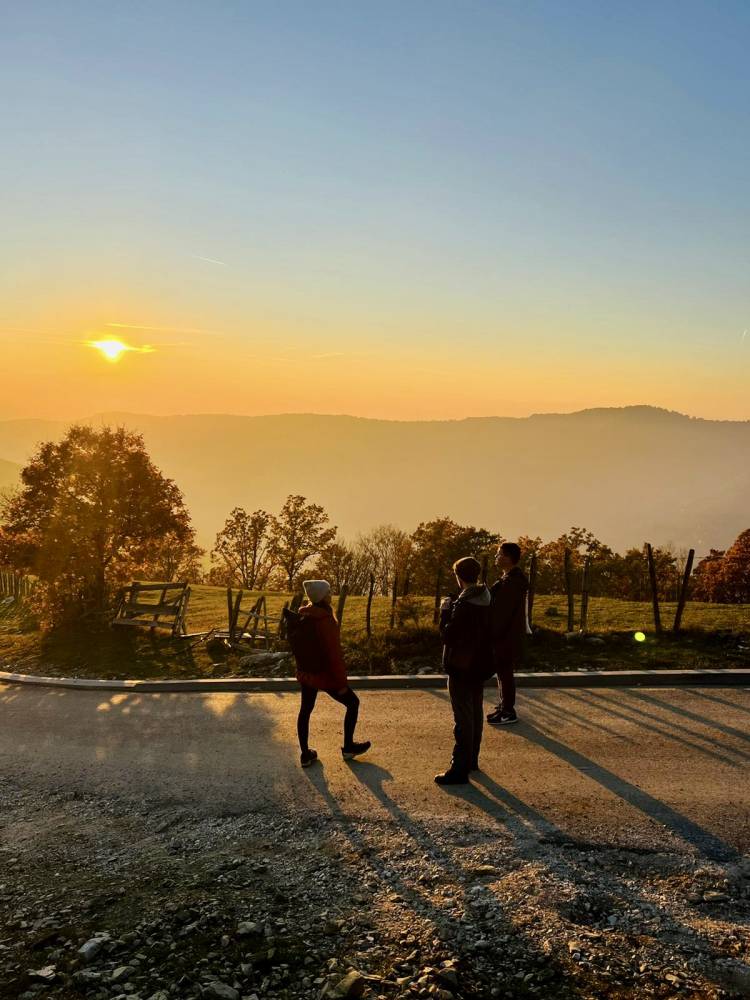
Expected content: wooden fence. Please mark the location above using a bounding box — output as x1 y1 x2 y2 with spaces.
0 568 35 601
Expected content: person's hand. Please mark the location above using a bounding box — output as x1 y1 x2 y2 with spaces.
440 596 452 612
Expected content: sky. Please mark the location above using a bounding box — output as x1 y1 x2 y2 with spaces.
1 0 749 421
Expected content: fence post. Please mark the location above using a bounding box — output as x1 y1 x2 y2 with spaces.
646 543 662 634
336 584 349 627
433 570 443 625
564 548 575 632
389 574 399 629
527 554 537 628
278 600 290 637
365 575 375 637
673 548 695 634
579 556 591 633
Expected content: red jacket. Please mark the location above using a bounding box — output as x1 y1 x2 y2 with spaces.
295 603 348 691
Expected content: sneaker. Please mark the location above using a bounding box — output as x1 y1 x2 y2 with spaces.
489 710 518 726
486 706 503 724
435 770 469 786
342 741 371 760
300 749 318 768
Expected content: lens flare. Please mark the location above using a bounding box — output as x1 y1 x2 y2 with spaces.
634 631 646 642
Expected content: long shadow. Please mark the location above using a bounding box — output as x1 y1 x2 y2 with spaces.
627 690 750 748
526 691 630 738
566 689 749 767
500 717 737 862
687 689 750 716
344 752 742 997
311 758 584 998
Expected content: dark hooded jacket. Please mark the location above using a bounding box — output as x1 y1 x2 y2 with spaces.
490 565 529 662
439 583 493 679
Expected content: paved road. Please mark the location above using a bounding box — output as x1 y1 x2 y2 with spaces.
1 683 748 858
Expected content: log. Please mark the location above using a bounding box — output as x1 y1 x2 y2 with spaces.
646 543 662 634
673 548 695 634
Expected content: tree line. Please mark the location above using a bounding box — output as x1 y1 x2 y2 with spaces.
0 425 748 625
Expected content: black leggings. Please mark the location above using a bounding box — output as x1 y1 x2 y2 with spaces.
297 684 359 751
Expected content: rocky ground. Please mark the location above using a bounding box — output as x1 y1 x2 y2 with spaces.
2 778 749 1000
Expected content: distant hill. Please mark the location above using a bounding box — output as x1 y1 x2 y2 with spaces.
0 407 747 552
0 457 21 497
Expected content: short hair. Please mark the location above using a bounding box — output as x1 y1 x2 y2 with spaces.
452 556 482 584
500 542 521 564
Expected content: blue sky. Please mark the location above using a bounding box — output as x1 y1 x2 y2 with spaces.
1 1 748 419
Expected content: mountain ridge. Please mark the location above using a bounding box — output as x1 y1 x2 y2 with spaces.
0 407 747 553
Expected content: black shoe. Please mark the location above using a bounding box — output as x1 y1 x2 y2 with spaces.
342 741 371 760
486 706 503 724
301 749 319 768
435 770 469 785
489 710 518 726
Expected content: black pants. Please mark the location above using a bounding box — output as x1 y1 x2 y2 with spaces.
448 673 484 777
297 684 359 752
495 657 516 712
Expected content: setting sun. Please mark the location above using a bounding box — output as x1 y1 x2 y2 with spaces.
86 339 154 362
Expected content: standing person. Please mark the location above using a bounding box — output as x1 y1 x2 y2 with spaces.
487 542 529 726
292 580 371 768
435 557 493 785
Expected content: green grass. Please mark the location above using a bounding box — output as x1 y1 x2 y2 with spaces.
186 585 750 639
0 586 747 681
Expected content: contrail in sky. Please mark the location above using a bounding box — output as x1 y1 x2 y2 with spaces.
191 254 228 266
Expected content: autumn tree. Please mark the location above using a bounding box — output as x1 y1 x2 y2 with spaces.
694 530 750 603
410 517 500 593
270 495 337 591
0 425 194 621
721 529 750 602
133 532 205 583
355 525 413 595
691 549 727 602
211 508 273 588
313 540 370 594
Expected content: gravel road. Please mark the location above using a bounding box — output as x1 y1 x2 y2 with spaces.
1 684 748 1000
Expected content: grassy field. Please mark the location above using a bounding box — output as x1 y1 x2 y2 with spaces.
184 585 750 639
0 586 747 681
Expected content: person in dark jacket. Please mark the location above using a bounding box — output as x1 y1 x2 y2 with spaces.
488 542 529 726
436 556 493 785
294 580 371 768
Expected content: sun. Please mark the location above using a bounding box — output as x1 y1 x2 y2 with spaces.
86 339 154 362
90 339 129 362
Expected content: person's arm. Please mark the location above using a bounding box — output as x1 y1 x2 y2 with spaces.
440 600 470 647
492 576 527 636
317 614 348 679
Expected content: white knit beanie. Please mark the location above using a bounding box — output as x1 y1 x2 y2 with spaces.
303 580 331 604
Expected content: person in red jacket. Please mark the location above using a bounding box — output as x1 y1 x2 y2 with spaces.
295 580 371 768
